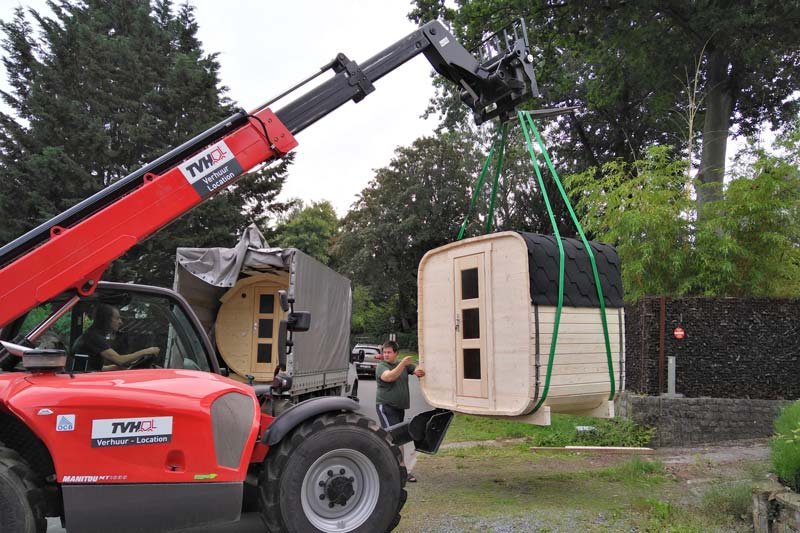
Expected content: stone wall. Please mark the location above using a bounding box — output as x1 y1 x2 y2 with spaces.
616 392 790 446
753 480 800 533
624 297 800 399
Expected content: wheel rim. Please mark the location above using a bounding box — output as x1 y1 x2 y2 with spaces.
301 448 380 532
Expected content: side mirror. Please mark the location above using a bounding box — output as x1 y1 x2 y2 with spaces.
287 311 311 332
278 290 290 312
218 368 229 377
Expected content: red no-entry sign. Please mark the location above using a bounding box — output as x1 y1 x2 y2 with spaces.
673 327 686 340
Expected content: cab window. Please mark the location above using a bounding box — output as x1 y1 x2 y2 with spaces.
14 289 212 373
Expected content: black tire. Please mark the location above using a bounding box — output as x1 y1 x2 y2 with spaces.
259 412 407 533
0 445 46 533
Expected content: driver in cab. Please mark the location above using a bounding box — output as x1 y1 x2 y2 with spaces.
71 304 160 371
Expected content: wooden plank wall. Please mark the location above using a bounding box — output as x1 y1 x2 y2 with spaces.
534 306 623 410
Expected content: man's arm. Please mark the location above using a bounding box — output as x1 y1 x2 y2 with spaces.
380 356 414 382
99 346 160 367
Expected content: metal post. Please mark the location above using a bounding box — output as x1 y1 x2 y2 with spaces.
667 356 676 396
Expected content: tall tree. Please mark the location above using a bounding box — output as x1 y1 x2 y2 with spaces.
333 131 483 332
567 121 800 299
273 200 339 265
0 0 290 286
410 1 800 215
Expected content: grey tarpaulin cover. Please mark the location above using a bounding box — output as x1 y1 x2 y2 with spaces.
174 224 352 374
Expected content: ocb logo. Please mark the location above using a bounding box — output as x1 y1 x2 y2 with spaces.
56 414 75 432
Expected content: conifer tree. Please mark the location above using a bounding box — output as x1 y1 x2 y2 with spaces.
0 0 290 285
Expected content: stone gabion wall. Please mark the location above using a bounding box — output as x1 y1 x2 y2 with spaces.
617 392 790 446
624 297 800 400
623 298 661 394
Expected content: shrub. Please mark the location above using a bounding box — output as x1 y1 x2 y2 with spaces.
771 400 800 491
573 417 655 447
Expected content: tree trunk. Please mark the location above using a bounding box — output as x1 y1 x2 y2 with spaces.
696 48 734 217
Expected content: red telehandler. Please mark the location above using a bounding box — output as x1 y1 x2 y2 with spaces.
0 19 537 532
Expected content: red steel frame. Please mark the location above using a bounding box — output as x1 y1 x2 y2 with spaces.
0 109 297 328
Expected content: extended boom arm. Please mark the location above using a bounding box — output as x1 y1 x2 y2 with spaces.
0 19 538 328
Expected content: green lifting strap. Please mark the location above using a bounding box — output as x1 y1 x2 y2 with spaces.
517 111 565 413
456 125 508 241
485 123 508 233
518 111 616 410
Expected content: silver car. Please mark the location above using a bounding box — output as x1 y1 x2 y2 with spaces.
351 343 383 378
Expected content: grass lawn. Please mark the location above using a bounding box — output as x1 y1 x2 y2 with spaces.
398 350 419 363
444 412 654 447
398 440 765 532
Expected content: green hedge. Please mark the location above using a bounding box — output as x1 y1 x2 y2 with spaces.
771 400 800 491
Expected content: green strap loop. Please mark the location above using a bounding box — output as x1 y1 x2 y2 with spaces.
457 138 496 241
485 123 508 233
517 111 565 413
456 140 490 241
457 125 508 241
458 113 616 412
521 111 616 402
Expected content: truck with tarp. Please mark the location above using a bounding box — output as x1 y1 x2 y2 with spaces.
174 224 353 400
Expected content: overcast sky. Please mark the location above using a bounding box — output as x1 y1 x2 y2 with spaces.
2 0 779 219
0 0 438 216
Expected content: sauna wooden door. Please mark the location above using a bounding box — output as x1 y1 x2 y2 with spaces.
454 254 488 398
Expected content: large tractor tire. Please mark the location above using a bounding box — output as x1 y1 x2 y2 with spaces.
0 445 46 533
259 412 407 532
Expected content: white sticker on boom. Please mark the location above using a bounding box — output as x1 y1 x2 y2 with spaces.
179 140 244 198
91 416 173 448
439 36 450 47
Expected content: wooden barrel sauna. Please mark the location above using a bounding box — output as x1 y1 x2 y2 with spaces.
417 231 624 425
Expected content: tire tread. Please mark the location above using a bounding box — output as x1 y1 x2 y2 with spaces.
0 443 46 533
259 411 407 532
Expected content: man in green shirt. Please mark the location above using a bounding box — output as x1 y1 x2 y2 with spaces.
375 340 425 482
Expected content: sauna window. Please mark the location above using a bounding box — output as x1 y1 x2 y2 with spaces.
462 308 480 339
461 268 479 300
259 294 274 314
257 343 272 363
463 348 481 379
258 318 274 338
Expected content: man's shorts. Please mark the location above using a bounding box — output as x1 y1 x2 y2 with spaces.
376 403 404 428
